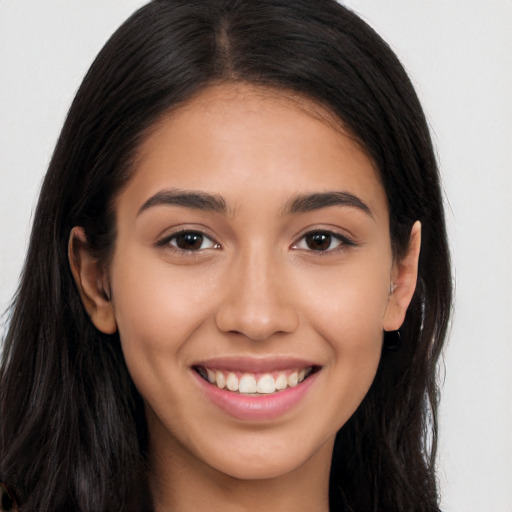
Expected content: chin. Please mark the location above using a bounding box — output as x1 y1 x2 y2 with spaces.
209 453 312 481
193 428 336 483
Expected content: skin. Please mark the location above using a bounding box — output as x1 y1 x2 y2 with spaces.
70 83 420 512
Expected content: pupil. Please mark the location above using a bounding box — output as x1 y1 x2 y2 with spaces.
306 233 331 251
176 232 203 250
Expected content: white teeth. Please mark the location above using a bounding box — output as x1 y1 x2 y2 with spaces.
206 368 216 384
226 372 239 391
239 374 257 393
275 373 287 390
216 371 226 389
203 367 313 394
287 372 298 387
256 374 276 394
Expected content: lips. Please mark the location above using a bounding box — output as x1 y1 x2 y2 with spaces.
194 367 315 394
191 357 320 421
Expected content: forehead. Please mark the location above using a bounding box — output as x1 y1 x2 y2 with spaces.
121 83 387 221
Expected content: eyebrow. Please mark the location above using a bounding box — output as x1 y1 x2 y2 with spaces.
137 188 227 216
283 191 373 217
137 188 373 218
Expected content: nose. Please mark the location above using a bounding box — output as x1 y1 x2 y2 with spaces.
215 247 299 341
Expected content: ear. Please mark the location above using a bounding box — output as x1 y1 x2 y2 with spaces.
68 227 117 334
383 221 421 331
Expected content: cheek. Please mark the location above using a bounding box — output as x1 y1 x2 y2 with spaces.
112 254 211 335
108 253 220 385
296 257 389 418
302 255 391 348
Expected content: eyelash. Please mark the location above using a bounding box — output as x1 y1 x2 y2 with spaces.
157 229 355 254
292 230 356 253
156 230 220 254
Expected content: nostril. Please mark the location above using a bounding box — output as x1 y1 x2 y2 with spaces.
215 301 299 341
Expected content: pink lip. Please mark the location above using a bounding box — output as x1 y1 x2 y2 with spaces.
192 360 320 422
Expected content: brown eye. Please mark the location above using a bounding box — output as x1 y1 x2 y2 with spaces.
304 232 336 251
293 230 355 253
162 231 219 252
174 232 206 251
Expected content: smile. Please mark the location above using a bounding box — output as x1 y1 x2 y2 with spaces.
192 360 321 421
194 367 315 395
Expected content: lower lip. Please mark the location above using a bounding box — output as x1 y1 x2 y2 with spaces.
193 370 319 421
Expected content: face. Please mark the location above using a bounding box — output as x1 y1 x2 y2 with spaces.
75 83 418 482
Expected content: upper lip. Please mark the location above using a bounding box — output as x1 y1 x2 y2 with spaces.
192 355 319 373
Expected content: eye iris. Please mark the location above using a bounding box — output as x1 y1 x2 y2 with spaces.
175 232 204 250
306 232 332 251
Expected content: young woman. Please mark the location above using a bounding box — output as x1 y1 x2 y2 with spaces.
0 1 451 511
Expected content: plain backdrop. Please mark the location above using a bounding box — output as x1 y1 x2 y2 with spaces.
1 1 511 510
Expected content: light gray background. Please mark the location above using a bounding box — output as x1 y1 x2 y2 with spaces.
1 1 511 510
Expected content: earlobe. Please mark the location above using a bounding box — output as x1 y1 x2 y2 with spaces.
68 227 117 334
383 221 421 331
